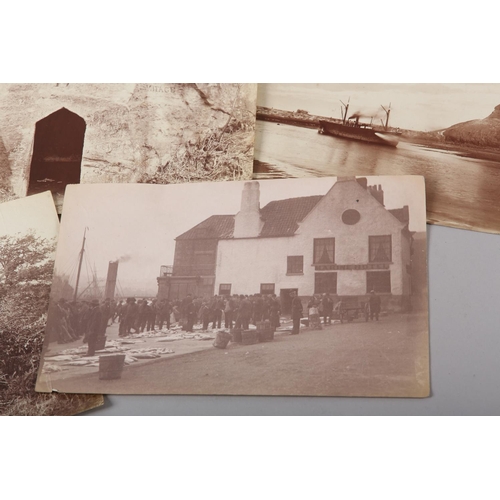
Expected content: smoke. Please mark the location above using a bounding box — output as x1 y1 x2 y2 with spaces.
348 108 386 120
114 254 132 263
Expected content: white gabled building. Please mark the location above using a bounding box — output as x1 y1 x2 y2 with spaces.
161 178 414 313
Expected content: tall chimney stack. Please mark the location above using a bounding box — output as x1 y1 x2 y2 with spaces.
104 260 119 300
233 182 263 238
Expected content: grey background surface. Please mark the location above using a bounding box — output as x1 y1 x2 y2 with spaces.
84 224 500 415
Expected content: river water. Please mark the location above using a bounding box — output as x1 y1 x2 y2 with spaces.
254 120 500 234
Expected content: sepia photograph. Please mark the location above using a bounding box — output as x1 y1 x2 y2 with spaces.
36 177 429 397
0 192 103 415
254 83 500 234
0 83 257 212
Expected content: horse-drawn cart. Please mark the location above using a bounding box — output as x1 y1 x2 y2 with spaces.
333 297 369 323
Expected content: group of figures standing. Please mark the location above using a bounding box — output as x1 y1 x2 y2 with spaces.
50 290 383 354
180 293 282 333
51 297 112 355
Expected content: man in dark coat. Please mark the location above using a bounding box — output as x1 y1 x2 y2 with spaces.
239 295 252 330
252 294 264 324
146 300 156 332
369 290 382 321
184 295 196 332
86 299 103 356
122 297 138 335
291 292 303 335
157 299 172 330
210 295 223 330
223 297 233 329
322 293 333 325
118 298 130 336
269 294 281 329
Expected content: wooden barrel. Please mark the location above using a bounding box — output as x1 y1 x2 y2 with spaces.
241 330 257 345
99 354 125 380
230 328 242 343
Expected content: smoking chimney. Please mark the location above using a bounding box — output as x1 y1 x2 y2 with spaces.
233 182 263 238
104 260 119 300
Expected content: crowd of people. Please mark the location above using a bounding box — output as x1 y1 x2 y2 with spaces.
50 293 284 350
50 290 383 351
157 293 283 334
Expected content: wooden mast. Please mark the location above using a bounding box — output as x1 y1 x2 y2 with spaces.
381 104 391 130
73 227 87 302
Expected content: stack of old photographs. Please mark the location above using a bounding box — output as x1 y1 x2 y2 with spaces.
1 83 498 413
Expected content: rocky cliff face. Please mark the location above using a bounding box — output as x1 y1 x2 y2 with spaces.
443 104 500 148
0 84 257 209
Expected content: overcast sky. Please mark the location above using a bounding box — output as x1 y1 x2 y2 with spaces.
56 177 426 295
257 84 500 131
0 191 59 242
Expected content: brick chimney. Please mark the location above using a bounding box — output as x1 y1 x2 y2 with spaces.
368 184 384 206
234 182 263 238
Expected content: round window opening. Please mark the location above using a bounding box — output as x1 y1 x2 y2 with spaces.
342 209 361 225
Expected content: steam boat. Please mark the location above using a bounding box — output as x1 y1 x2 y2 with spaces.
318 100 402 147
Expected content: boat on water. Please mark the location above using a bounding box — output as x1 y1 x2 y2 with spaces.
318 100 402 147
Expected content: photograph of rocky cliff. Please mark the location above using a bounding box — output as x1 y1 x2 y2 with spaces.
254 84 500 234
0 83 257 212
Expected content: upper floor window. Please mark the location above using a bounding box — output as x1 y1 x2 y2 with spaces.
287 256 304 274
313 238 335 265
369 235 392 262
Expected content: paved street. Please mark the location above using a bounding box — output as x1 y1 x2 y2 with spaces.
50 313 429 397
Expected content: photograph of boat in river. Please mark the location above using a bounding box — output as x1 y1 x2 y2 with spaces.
254 84 500 234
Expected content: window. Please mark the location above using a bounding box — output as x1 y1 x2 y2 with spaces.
287 256 304 274
260 283 275 295
313 238 335 264
342 209 361 225
219 283 231 295
314 273 337 294
366 271 391 293
369 235 392 262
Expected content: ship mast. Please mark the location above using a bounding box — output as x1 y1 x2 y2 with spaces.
340 98 350 125
381 103 391 130
73 227 87 302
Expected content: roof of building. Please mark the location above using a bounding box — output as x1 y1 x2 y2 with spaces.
176 214 235 240
388 206 410 224
260 195 323 237
176 181 409 240
176 195 323 240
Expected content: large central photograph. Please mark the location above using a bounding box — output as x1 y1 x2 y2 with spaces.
36 176 429 397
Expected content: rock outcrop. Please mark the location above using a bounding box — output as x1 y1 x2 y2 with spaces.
443 104 500 149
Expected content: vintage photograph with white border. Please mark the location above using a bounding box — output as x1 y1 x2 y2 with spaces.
36 177 429 397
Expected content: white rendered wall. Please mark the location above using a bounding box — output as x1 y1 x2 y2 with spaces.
215 179 408 298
